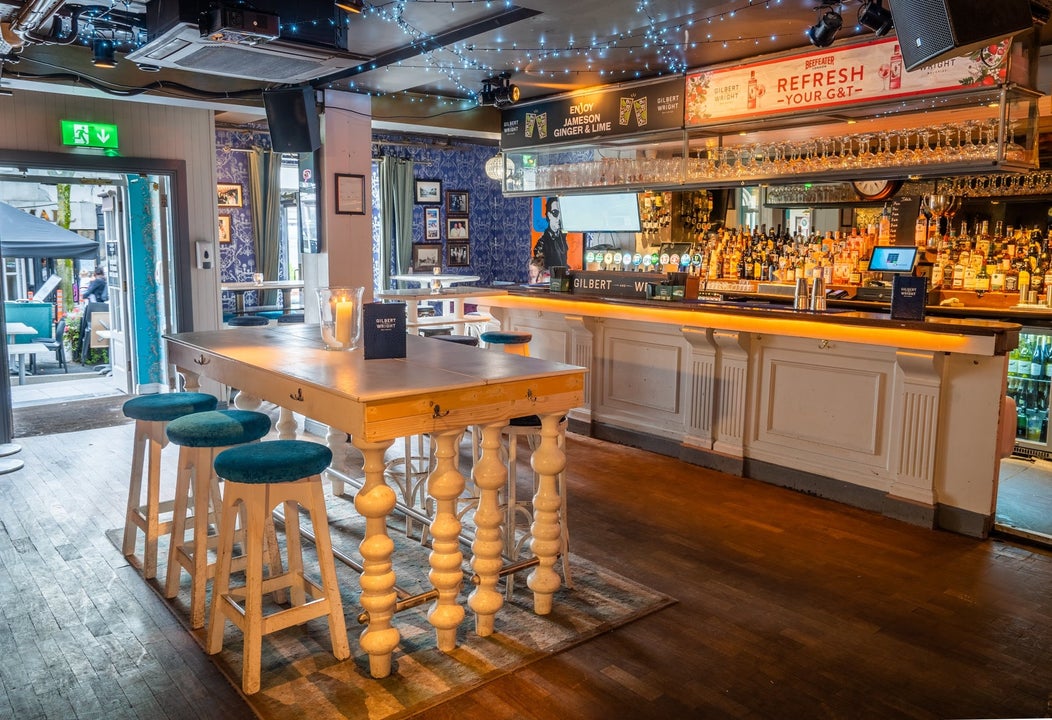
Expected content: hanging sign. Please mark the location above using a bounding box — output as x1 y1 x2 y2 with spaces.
685 37 1011 126
501 77 684 150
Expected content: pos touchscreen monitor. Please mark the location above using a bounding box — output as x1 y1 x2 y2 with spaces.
867 246 919 274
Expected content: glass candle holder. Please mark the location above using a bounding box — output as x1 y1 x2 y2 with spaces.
316 286 363 351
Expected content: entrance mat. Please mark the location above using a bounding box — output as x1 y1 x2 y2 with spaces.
15 394 132 437
109 495 676 720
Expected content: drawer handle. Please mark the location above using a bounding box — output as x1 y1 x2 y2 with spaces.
193 354 210 366
289 388 304 402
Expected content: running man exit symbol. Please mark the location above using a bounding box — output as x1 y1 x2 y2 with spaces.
60 120 119 149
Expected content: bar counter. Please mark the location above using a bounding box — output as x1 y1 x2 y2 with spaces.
470 287 1019 539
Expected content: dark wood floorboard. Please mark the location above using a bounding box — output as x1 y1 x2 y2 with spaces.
4 424 1052 719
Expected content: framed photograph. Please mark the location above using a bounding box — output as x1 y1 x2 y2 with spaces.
217 215 231 244
414 179 441 204
446 217 469 240
334 173 365 215
217 183 242 208
447 241 470 267
424 207 440 240
411 243 442 272
445 189 469 216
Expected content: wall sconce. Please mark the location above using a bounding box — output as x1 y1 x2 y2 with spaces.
91 38 117 69
807 5 843 48
858 0 894 37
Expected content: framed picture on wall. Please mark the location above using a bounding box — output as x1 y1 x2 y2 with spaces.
447 241 470 267
414 179 441 204
218 215 231 244
411 243 442 271
217 183 242 208
446 218 469 240
445 190 469 216
424 207 440 240
334 173 365 215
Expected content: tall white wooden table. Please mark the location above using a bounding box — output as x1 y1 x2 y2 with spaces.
165 324 584 679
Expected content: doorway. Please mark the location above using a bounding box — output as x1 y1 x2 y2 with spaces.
0 160 182 437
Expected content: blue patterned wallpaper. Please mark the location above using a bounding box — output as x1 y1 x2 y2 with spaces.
215 129 270 313
216 129 536 307
372 132 533 287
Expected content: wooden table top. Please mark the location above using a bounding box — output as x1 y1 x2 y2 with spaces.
166 324 585 440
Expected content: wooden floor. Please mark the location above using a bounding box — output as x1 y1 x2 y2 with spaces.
5 423 1052 719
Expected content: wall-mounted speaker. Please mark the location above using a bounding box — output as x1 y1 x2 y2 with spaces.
888 0 1034 71
262 86 321 153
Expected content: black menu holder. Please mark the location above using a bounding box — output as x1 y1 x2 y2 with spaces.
890 275 927 321
363 302 406 360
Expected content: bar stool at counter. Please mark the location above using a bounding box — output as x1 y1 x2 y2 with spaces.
227 315 270 327
121 392 219 580
164 409 273 629
208 439 349 695
480 330 532 356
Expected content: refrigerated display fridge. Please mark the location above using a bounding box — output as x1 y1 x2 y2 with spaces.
1008 328 1052 457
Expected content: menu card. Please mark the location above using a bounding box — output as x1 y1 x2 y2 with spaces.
890 275 927 321
363 302 406 359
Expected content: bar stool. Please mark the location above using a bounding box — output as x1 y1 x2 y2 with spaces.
121 392 218 580
500 414 572 599
480 330 532 356
227 315 269 327
433 334 480 346
164 409 273 629
207 440 350 695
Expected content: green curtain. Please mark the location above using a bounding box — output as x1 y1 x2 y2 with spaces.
248 148 282 306
378 156 414 288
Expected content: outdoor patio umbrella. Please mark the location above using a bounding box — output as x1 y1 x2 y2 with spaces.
0 200 100 260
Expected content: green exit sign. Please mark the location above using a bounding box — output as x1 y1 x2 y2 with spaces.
60 120 119 149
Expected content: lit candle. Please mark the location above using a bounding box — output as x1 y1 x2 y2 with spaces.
335 299 353 346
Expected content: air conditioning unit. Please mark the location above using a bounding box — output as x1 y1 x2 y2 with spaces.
125 0 368 84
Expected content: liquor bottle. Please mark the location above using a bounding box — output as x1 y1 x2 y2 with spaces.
1020 336 1034 379
889 44 903 90
975 259 990 293
1031 337 1045 379
1017 380 1029 438
747 70 758 110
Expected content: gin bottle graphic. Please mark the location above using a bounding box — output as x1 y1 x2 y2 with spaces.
747 70 758 109
889 44 903 90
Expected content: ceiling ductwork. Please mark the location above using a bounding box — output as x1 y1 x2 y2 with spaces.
124 0 369 83
2 0 67 54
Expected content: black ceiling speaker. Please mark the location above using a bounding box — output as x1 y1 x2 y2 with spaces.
263 86 322 153
887 0 1034 71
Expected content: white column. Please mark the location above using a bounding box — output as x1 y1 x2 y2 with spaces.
681 326 717 450
890 349 943 506
713 329 751 457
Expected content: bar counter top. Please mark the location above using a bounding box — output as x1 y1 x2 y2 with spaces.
475 286 1019 356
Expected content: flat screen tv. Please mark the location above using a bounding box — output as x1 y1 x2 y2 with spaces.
558 193 641 233
868 246 918 274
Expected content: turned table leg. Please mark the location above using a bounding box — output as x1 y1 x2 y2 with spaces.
352 436 400 678
527 412 566 615
426 428 467 651
468 421 506 636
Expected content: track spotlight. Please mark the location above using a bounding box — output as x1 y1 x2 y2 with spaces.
807 5 843 48
478 72 520 108
858 0 894 37
91 38 117 69
335 0 364 13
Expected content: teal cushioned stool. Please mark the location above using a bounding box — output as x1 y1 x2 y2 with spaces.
164 410 273 629
207 440 349 694
433 334 480 346
121 392 218 580
480 330 532 356
227 315 269 327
